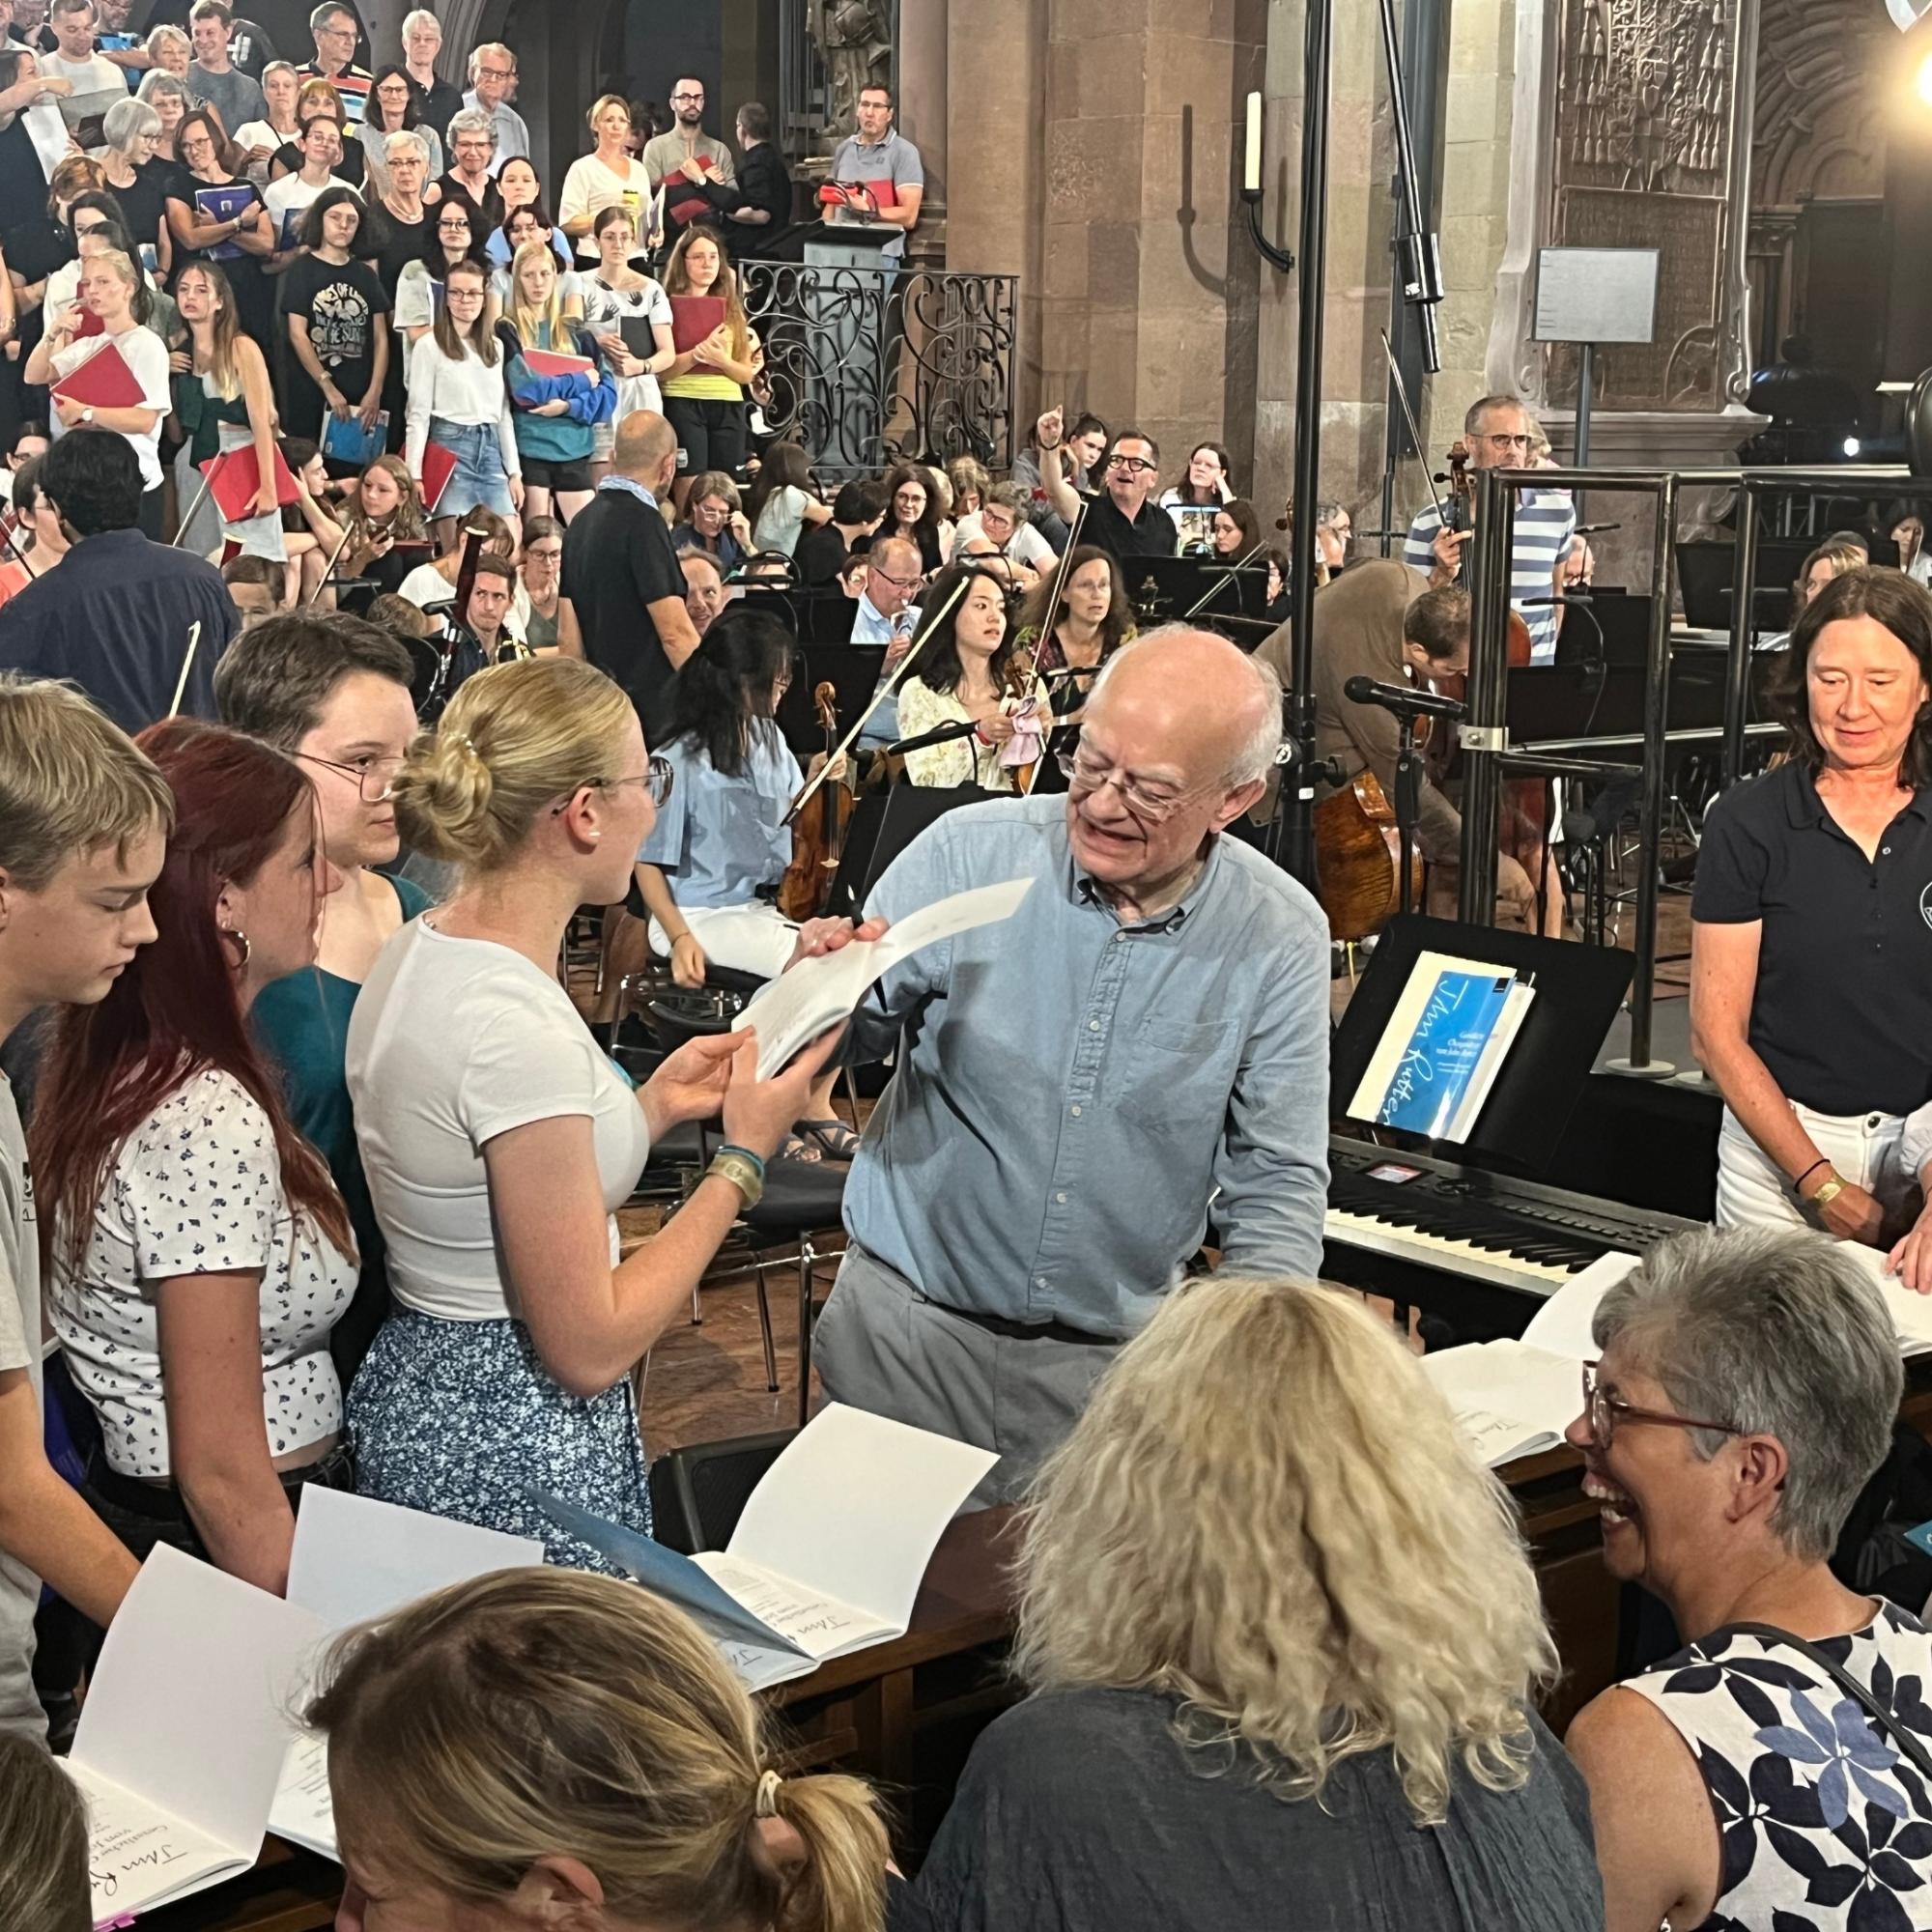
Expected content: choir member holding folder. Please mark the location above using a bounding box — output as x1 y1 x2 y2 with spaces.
0 682 164 1747
661 224 759 512
26 248 170 536
344 656 839 1565
406 256 522 541
898 1279 1601 1931
496 239 613 523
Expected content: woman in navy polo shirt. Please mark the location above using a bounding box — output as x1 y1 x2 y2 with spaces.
1691 567 1932 1239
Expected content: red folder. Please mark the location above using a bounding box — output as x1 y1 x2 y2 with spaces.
669 295 725 355
50 336 146 409
199 443 300 522
860 177 897 210
519 347 595 380
420 440 458 515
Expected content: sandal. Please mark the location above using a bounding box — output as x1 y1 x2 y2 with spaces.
795 1117 863 1162
779 1133 825 1164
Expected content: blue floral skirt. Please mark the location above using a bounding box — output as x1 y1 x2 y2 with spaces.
348 1307 652 1570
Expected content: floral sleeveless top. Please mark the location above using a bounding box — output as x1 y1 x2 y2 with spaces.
1622 1602 1932 1931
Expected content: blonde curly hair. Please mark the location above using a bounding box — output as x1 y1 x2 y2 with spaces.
1013 1278 1557 1824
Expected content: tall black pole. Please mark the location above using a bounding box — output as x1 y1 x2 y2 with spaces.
1281 0 1333 896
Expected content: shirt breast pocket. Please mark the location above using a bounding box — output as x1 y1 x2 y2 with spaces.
1122 1014 1241 1142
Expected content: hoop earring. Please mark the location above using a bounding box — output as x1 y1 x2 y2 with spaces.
220 924 251 966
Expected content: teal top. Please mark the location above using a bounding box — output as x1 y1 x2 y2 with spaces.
253 873 433 1361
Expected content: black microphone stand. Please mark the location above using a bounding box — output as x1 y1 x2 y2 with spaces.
1394 712 1422 918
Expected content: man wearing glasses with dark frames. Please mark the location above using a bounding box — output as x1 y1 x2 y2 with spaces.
1042 427 1179 563
641 73 736 244
1402 392 1577 664
296 0 367 90
797 626 1330 1506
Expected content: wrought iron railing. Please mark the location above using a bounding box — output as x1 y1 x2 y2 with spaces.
740 261 1018 480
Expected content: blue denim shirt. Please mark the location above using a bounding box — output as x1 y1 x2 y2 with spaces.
845 794 1330 1336
637 727 804 907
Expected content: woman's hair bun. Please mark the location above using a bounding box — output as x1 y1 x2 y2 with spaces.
395 724 498 865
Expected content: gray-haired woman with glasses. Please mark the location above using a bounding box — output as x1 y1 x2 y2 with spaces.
1563 1225 1931 1932
343 655 834 1563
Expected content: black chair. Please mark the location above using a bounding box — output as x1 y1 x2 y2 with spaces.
739 1157 846 1426
649 1428 795 1553
826 781 993 919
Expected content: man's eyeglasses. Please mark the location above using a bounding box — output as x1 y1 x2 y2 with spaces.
1478 432 1533 451
1105 455 1156 475
476 64 514 80
298 752 405 803
868 564 919 591
670 90 703 102
1579 1362 1742 1451
1057 749 1203 824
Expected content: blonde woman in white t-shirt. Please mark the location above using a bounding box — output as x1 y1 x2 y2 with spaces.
558 94 650 265
344 656 838 1566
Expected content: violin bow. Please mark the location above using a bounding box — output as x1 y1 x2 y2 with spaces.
1015 495 1088 688
781 568 974 826
171 462 217 549
1378 327 1451 531
303 518 358 607
1179 537 1270 621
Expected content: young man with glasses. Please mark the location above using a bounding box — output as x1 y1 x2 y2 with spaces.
213 609 430 1381
795 626 1329 1506
823 80 923 264
463 40 526 170
1044 427 1178 562
641 72 736 243
1402 393 1577 664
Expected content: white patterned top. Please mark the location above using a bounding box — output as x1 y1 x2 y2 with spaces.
50 1067 355 1478
1622 1603 1932 1931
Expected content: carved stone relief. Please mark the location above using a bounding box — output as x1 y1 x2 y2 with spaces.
1751 0 1887 210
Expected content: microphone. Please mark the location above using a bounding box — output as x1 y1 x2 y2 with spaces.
887 719 981 757
1519 593 1594 607
1343 674 1465 721
1573 522 1622 535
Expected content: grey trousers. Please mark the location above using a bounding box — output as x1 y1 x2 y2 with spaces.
812 1245 1122 1509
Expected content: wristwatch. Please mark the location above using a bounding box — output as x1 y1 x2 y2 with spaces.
79 407 94 425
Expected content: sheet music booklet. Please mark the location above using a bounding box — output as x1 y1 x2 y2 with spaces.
62 1545 325 1922
1420 1251 1638 1467
735 876 1034 1077
269 1490 545 1862
537 1405 997 1692
1347 949 1537 1143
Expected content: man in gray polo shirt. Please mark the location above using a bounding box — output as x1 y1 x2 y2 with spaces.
798 627 1330 1505
824 79 923 263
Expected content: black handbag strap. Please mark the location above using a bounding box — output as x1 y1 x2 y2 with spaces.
1724 1620 1932 1780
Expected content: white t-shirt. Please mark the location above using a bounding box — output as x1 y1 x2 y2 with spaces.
47 326 171 491
579 274 671 419
346 918 651 1321
262 169 333 250
950 512 1056 572
0 1078 45 1744
557 152 650 260
49 1068 355 1479
753 482 816 557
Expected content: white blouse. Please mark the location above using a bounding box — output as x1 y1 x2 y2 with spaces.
50 1068 355 1479
558 152 650 260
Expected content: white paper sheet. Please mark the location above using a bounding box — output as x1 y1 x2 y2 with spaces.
1520 1250 1640 1361
736 877 1034 1077
724 1404 999 1628
692 1550 895 1662
1831 1241 1932 1356
267 1735 336 1861
286 1487 544 1634
66 1546 323 1919
1422 1340 1586 1466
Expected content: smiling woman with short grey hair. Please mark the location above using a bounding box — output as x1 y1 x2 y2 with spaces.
1564 1224 1930 1932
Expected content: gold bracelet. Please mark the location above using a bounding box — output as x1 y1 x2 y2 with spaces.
1810 1174 1847 1209
707 1150 764 1209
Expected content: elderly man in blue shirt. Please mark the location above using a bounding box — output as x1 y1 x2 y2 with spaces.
792 626 1330 1504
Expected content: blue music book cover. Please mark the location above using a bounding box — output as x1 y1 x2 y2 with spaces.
195 182 257 260
318 409 388 468
1373 969 1517 1138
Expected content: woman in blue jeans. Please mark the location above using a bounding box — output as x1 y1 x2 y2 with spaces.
405 257 524 547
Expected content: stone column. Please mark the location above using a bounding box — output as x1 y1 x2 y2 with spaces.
1251 0 1395 526
899 0 949 255
1030 0 1266 477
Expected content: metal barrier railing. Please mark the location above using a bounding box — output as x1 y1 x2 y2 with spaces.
1458 463 1921 1072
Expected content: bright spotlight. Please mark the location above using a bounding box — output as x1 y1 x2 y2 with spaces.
1918 48 1932 101
1844 437 1863 457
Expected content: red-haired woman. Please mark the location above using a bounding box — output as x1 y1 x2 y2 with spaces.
36 722 355 1596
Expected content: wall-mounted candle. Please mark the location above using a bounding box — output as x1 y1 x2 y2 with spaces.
1243 90 1263 194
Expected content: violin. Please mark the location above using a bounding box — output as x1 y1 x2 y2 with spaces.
777 680 852 921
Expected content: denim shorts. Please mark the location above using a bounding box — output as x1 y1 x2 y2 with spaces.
427 416 517 520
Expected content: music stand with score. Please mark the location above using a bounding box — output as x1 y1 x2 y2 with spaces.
1331 915 1634 1175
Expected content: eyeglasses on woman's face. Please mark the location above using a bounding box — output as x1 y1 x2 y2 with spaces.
1578 1362 1743 1452
297 751 405 802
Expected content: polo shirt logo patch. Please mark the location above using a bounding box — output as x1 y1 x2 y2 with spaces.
1919 881 1932 931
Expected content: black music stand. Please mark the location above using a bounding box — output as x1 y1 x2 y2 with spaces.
1331 915 1634 1174
1118 555 1271 627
